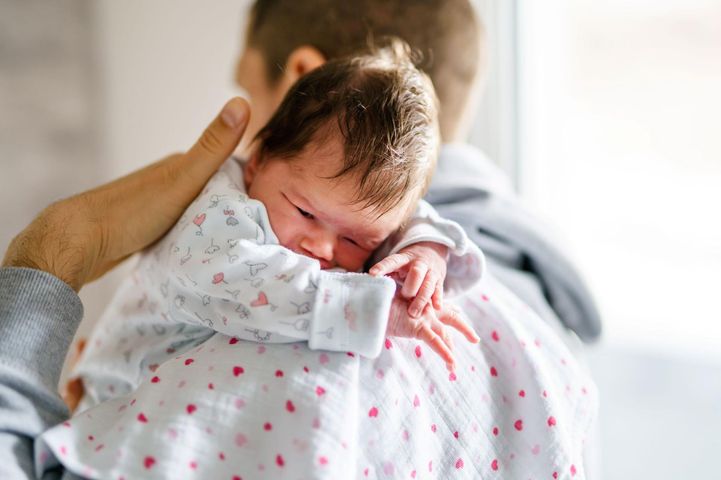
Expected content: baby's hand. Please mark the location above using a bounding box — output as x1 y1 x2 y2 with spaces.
369 242 449 318
385 293 479 371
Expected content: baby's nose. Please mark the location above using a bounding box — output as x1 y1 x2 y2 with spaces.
301 229 335 264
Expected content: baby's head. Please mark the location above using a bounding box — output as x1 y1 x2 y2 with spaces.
243 40 439 272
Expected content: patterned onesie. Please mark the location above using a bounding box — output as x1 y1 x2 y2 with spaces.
71 156 485 412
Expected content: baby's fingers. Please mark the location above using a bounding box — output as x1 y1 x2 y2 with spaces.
407 271 436 318
369 253 411 277
439 307 480 343
418 324 456 371
401 261 428 299
431 280 443 310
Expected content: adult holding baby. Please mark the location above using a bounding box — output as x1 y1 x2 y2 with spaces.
1 1 599 478
0 85 478 480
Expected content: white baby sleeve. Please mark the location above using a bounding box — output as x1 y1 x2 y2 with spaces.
375 199 486 296
161 169 396 359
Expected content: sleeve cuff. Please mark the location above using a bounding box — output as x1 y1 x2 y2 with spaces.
0 267 84 391
444 242 486 297
388 222 460 255
386 213 487 298
308 272 395 358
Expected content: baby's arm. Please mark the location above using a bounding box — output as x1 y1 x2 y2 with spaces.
370 199 486 314
369 200 485 368
162 169 396 359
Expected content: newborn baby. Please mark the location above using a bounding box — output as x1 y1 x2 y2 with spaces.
40 43 597 480
67 40 485 414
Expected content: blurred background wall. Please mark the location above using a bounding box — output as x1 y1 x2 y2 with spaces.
1 1 720 478
0 0 101 266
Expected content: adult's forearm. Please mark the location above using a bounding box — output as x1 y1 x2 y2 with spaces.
0 267 83 479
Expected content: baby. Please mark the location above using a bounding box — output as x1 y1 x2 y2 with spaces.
67 41 484 413
39 41 596 480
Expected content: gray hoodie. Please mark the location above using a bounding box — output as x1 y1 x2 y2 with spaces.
427 143 602 342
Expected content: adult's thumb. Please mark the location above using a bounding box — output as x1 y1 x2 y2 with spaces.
184 97 250 175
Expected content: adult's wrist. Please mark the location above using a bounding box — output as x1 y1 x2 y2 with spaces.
2 200 95 292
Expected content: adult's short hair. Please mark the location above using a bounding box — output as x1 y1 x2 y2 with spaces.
246 0 482 141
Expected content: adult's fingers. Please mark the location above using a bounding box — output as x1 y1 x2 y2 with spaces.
439 307 480 343
62 377 84 414
369 252 411 277
183 97 250 179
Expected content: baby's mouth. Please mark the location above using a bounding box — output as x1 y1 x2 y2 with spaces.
291 247 333 270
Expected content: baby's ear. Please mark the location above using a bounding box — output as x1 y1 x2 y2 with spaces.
243 150 261 185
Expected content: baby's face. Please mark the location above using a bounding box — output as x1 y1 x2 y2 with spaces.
243 129 411 272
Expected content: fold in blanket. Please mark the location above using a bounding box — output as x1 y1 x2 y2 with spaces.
425 143 602 342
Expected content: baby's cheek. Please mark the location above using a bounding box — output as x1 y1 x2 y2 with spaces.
335 245 370 272
265 210 297 249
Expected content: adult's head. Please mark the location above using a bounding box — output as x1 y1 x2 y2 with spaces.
243 40 439 272
235 0 483 150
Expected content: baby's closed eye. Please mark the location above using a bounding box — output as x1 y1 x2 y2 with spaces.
296 206 314 219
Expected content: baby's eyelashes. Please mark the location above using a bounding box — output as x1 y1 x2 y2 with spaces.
296 207 314 219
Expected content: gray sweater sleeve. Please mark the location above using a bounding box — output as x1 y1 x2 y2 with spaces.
0 267 84 479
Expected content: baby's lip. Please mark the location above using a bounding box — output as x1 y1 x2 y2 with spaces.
311 256 332 270
317 259 333 270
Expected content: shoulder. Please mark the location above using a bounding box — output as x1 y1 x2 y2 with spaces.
216 156 247 192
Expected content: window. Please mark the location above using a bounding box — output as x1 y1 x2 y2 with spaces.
515 0 721 359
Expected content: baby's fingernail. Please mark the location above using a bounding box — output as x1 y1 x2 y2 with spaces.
409 307 420 317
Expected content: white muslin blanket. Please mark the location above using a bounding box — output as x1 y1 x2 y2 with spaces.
36 156 595 479
38 273 597 479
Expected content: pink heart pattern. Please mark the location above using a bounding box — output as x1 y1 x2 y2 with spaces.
250 291 268 307
192 213 206 226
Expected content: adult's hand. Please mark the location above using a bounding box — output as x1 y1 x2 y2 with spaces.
2 98 250 292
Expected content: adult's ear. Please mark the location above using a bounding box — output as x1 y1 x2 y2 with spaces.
280 46 326 88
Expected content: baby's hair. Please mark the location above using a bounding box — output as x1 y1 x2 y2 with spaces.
254 38 440 218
